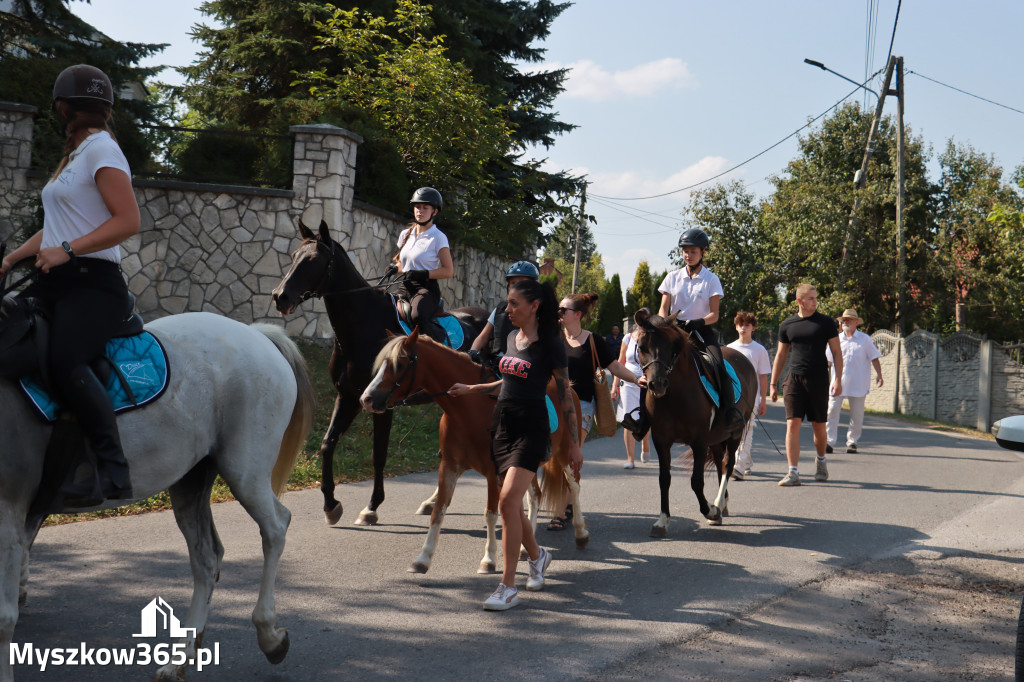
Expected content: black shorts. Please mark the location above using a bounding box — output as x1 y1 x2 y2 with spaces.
491 398 550 476
783 373 829 422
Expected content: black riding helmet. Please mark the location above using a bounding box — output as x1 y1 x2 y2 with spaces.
505 261 540 280
410 187 443 210
678 228 710 249
53 64 114 106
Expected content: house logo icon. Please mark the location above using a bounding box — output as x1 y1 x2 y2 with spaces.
133 597 197 638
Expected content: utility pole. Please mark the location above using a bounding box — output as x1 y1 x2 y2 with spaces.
894 56 906 335
571 185 587 293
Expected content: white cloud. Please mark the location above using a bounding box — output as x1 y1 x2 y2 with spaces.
589 156 732 200
542 58 696 102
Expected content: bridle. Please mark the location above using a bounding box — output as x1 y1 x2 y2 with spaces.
293 239 401 304
638 327 683 379
377 342 500 410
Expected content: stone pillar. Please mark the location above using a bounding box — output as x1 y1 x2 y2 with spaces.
289 124 363 239
0 101 39 243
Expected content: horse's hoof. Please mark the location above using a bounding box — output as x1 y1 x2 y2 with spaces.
407 562 429 574
650 525 667 539
264 630 290 665
415 502 434 515
477 560 496 574
324 501 343 526
706 506 722 525
354 510 378 526
575 533 590 550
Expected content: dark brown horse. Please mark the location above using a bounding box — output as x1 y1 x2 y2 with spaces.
633 308 758 538
360 329 587 573
271 219 487 526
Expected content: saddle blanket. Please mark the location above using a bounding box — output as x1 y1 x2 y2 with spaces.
392 296 465 349
545 395 557 434
20 331 169 423
695 356 741 409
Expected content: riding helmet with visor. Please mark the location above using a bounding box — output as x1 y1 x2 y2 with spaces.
52 64 115 106
505 261 540 281
678 228 710 250
410 187 443 210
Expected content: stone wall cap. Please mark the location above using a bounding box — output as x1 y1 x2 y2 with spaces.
289 123 364 143
132 177 294 198
0 101 39 114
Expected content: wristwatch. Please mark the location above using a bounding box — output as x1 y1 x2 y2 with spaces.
61 241 74 257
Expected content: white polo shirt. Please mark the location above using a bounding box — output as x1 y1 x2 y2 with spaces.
658 266 724 321
826 329 882 397
397 224 449 272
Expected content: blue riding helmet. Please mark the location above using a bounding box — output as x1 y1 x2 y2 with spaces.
506 261 540 280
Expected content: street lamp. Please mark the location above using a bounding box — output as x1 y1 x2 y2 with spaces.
803 58 880 102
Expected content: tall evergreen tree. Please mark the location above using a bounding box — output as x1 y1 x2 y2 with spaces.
595 273 625 335
625 260 657 318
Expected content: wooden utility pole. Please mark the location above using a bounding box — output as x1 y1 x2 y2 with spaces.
571 185 587 293
894 56 906 335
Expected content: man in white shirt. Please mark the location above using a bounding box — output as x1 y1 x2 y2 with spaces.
726 311 771 480
825 308 883 454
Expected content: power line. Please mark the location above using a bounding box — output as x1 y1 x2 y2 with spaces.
590 74 879 202
907 70 1024 117
883 0 902 75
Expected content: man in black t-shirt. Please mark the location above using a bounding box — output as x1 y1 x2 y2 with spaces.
769 284 843 487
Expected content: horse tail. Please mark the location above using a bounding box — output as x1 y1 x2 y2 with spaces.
253 324 316 497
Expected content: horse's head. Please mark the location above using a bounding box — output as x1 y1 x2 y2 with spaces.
272 219 336 316
360 329 421 413
633 308 688 398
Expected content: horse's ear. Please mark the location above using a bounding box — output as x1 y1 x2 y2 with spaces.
634 307 651 329
384 329 397 340
408 326 421 343
318 220 331 243
298 220 315 241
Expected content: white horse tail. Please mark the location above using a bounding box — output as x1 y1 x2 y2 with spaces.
252 324 316 497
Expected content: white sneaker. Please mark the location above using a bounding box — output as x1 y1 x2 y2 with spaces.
526 548 552 591
778 471 801 486
623 461 635 469
483 583 519 610
640 450 650 464
815 459 829 481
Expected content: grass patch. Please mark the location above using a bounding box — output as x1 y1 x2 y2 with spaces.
865 408 995 441
44 339 443 526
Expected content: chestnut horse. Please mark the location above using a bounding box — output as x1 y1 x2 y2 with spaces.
360 330 587 574
633 308 758 538
271 219 487 527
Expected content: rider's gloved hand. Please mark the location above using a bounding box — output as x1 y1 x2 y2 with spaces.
467 349 482 364
681 318 705 333
405 269 429 283
383 262 398 278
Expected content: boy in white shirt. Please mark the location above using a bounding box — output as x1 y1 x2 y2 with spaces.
825 308 883 453
726 311 771 479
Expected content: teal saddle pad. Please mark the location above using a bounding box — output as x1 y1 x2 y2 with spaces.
20 331 169 423
396 312 465 349
696 357 741 408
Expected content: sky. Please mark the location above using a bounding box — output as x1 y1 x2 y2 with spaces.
71 0 1024 288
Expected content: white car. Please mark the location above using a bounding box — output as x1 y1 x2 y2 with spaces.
991 415 1024 452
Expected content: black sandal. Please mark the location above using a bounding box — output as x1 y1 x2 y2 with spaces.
546 517 567 531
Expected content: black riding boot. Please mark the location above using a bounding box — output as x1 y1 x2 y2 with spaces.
60 365 133 506
622 387 650 440
709 346 744 433
423 320 448 345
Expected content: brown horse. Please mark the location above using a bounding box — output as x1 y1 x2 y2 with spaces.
633 308 758 538
360 329 587 574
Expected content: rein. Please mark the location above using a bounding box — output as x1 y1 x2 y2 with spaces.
382 342 497 410
0 255 40 298
296 239 402 305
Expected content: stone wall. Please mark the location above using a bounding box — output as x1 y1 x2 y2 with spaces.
0 105 507 339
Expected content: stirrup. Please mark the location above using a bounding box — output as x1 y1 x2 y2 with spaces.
622 408 649 440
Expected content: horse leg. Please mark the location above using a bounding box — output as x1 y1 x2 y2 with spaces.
355 410 395 526
707 445 730 526
219 467 292 665
319 394 358 525
690 441 713 522
1 510 27 682
650 437 673 538
409 461 459 574
416 486 440 516
563 464 590 549
154 458 222 682
480 474 499 574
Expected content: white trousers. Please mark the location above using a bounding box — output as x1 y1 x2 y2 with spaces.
826 395 866 447
735 415 755 473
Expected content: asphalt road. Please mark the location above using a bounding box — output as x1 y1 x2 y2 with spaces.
12 403 1024 681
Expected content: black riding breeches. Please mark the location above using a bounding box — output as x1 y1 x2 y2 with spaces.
20 258 131 403
398 280 440 332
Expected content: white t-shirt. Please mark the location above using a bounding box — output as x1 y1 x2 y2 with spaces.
727 338 771 407
397 225 449 272
826 329 882 397
658 266 724 320
40 130 131 264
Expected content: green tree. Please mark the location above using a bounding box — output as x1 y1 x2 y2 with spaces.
594 273 625 335
542 212 597 263
932 144 1024 339
625 260 658 320
760 103 933 331
0 0 167 175
551 254 606 309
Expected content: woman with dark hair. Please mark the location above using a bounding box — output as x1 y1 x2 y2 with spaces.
0 64 140 505
448 279 581 611
546 292 639 529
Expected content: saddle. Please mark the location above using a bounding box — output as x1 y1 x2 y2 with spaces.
392 295 465 349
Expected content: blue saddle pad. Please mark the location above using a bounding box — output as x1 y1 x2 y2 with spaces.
20 331 169 423
696 357 741 409
545 395 558 434
393 296 464 349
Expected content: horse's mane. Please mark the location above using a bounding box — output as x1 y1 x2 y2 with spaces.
371 333 474 374
639 313 694 351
